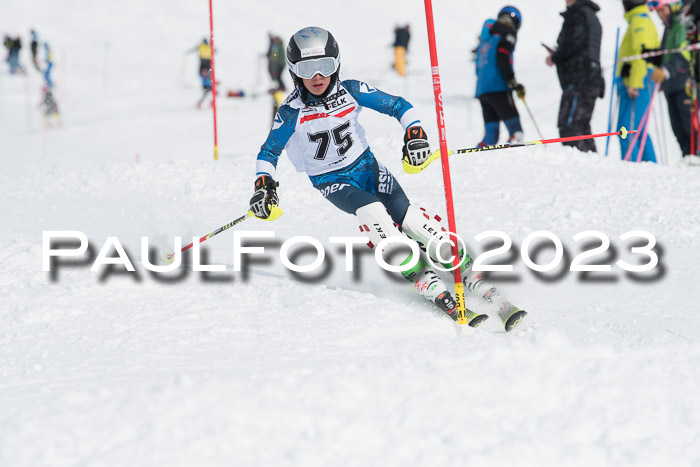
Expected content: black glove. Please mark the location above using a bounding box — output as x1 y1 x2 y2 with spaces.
621 63 631 78
509 79 526 99
642 45 663 68
249 175 279 219
402 127 431 166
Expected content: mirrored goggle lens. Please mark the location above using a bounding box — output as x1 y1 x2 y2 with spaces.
648 0 659 9
294 57 338 79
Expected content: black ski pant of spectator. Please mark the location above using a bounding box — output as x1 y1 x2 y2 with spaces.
666 90 692 156
558 84 598 153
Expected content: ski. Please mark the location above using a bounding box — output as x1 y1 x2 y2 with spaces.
466 273 528 333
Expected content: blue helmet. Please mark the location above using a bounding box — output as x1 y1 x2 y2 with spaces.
498 6 522 31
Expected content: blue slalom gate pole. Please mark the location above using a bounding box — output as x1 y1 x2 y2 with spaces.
605 27 621 156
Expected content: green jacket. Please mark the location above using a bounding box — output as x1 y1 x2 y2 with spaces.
617 4 660 89
660 12 690 95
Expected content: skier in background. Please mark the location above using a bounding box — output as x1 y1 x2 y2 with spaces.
197 68 213 109
545 0 605 153
474 6 526 147
30 29 40 71
3 35 10 66
249 26 526 331
266 33 287 121
617 0 659 162
188 38 215 108
42 42 55 89
192 38 212 77
4 35 24 74
392 25 411 77
40 83 61 127
266 33 286 92
646 1 693 162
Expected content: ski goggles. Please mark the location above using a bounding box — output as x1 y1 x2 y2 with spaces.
288 56 340 79
647 0 678 11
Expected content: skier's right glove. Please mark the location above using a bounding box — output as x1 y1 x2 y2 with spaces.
402 126 431 166
509 79 526 99
249 175 279 219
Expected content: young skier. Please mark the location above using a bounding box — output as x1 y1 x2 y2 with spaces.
249 26 526 331
474 6 526 147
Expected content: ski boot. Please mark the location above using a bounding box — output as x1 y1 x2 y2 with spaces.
404 256 488 328
434 290 489 328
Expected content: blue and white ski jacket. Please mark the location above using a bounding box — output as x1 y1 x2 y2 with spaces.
255 79 421 178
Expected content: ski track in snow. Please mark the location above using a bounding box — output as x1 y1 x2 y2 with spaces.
2 1 700 466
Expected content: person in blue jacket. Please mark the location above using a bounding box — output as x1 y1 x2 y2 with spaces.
475 6 526 147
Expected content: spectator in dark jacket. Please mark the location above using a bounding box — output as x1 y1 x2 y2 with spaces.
546 0 604 153
649 1 692 158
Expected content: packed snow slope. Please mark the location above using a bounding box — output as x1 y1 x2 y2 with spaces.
2 1 700 466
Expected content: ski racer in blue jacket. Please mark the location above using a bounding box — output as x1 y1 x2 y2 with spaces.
248 27 526 330
475 6 526 147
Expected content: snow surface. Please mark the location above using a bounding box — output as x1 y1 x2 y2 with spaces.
2 0 700 466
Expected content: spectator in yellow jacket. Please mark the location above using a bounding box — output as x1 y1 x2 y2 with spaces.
617 0 660 162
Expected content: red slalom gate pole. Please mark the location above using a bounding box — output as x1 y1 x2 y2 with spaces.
423 0 469 326
208 0 219 161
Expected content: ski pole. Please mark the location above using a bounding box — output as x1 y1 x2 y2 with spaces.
520 97 543 140
691 81 699 156
403 127 636 174
163 206 283 264
630 96 636 132
635 82 661 163
617 42 700 63
208 0 219 161
605 27 621 156
623 84 659 162
423 0 483 327
654 93 667 165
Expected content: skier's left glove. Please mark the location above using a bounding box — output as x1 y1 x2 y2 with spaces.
249 175 279 219
402 126 431 166
509 79 526 99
